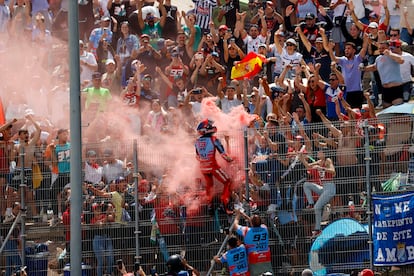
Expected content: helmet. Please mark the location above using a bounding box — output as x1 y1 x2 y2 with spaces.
166 254 184 273
197 119 217 136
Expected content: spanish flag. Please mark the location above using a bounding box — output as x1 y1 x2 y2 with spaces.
0 96 5 125
231 52 266 80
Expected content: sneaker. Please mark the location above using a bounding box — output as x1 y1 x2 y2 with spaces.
266 204 277 214
311 230 322 239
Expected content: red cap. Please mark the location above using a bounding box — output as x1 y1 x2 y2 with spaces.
266 1 274 6
218 25 228 31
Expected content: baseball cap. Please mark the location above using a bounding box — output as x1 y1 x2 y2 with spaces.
305 13 316 20
286 38 297 46
368 22 378 28
103 149 113 156
258 43 267 49
105 59 115 65
211 51 219 57
315 37 323 43
266 1 274 6
140 34 150 40
226 85 236 90
92 72 102 79
114 176 127 184
218 25 228 31
101 16 110 22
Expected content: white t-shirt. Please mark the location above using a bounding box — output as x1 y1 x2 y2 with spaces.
220 97 242 114
243 34 266 53
401 51 414 83
280 48 303 78
80 51 98 83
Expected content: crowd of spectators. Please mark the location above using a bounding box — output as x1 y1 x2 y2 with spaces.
1 0 414 275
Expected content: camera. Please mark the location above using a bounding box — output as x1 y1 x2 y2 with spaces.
192 88 202 95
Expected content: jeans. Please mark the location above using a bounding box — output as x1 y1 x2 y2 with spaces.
4 240 21 276
93 235 114 276
303 181 336 230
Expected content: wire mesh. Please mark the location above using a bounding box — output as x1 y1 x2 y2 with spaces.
0 117 414 275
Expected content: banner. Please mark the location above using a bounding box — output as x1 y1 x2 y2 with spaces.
373 192 414 266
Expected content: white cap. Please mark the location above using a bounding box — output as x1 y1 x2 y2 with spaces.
286 38 297 46
368 22 378 28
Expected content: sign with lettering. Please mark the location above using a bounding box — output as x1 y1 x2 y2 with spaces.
373 192 414 266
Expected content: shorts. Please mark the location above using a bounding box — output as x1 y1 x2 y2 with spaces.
10 169 33 190
331 26 346 43
382 84 404 104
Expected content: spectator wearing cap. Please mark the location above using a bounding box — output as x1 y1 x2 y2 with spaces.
183 87 214 117
251 1 283 44
273 36 303 79
79 40 98 85
139 74 160 111
137 0 167 43
388 39 414 101
236 8 267 54
217 0 240 31
102 56 123 95
297 27 331 82
82 72 112 121
137 33 162 76
330 39 368 109
101 149 131 185
84 150 103 185
285 8 333 62
268 29 286 78
89 15 113 56
362 40 404 108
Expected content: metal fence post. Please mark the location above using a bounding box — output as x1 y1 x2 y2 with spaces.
133 139 141 271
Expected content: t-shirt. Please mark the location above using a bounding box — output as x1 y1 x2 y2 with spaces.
375 54 403 85
193 0 217 30
219 245 249 276
83 87 112 113
80 51 98 83
235 224 271 264
242 34 266 54
324 84 346 119
56 142 71 173
337 54 363 92
280 48 303 78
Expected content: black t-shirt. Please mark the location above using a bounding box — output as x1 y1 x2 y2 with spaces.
161 5 178 40
309 47 331 82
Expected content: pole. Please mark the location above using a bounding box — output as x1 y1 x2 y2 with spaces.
363 120 374 270
69 1 82 275
133 139 141 272
244 128 250 216
20 148 26 267
0 213 22 255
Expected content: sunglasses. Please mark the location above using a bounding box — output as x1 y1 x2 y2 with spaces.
286 43 295 46
309 80 315 83
390 34 398 37
329 78 337 81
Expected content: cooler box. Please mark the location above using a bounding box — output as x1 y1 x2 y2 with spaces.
63 263 92 276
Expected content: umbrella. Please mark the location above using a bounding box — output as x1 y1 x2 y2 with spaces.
377 102 414 117
309 218 370 276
